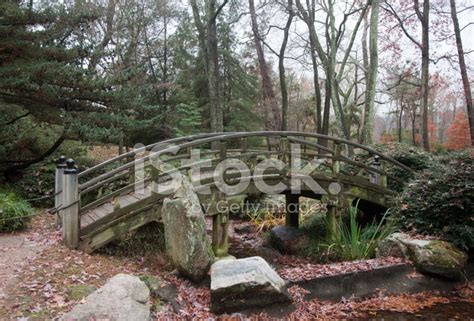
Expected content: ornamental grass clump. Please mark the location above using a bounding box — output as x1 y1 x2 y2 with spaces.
323 204 396 261
0 192 33 232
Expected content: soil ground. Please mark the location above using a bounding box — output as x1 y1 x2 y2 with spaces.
0 213 472 320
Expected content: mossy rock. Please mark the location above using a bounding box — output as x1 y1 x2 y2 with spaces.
67 284 97 300
139 275 180 312
377 233 468 280
139 275 161 297
405 239 468 280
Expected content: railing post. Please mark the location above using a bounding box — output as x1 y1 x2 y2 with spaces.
332 142 341 174
128 152 136 185
219 140 227 160
371 155 383 185
380 159 387 188
326 197 341 241
212 192 229 257
240 137 247 154
62 159 79 249
285 193 299 228
54 155 66 229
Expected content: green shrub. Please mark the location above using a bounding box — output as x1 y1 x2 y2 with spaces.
396 151 474 253
13 140 95 207
350 143 438 192
0 192 33 232
321 205 396 261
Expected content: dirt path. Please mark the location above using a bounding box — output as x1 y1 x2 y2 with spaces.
0 220 49 317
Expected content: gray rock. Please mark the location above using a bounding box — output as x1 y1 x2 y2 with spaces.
377 233 468 280
376 232 409 258
406 240 468 280
233 222 256 235
162 179 214 282
210 256 291 313
61 274 150 321
269 225 309 254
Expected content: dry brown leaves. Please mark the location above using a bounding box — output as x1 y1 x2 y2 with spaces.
2 214 472 320
276 256 408 282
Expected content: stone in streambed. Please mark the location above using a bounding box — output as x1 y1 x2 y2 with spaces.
210 256 291 313
61 274 150 321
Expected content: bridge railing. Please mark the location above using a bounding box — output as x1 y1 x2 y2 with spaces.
56 131 412 248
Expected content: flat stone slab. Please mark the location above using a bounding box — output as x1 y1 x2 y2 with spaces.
210 256 291 313
61 274 150 321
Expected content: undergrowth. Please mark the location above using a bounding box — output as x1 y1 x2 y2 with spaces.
0 191 34 232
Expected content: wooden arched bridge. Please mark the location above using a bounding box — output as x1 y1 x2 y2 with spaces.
55 132 412 255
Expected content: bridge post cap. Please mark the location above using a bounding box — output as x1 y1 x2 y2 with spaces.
64 158 77 175
57 155 67 168
373 155 381 165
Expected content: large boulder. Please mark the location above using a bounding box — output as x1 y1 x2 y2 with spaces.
210 256 291 313
61 274 150 321
269 225 309 254
377 233 468 280
162 179 214 282
407 240 468 280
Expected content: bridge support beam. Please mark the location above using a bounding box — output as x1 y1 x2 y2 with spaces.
325 197 342 241
285 194 300 228
212 212 229 257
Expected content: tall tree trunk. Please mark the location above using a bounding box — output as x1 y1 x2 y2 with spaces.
248 0 281 131
417 0 430 151
398 99 404 143
190 0 228 134
362 0 380 145
207 0 224 133
309 36 322 133
279 0 294 131
295 0 329 139
450 0 474 145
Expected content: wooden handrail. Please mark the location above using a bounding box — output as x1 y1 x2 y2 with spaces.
76 131 413 213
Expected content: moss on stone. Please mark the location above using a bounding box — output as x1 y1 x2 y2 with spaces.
139 275 161 297
67 284 97 300
424 241 467 268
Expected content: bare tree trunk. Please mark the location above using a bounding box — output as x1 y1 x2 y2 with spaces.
362 0 380 145
309 37 322 133
295 0 330 140
279 0 294 131
417 0 430 151
248 0 281 131
450 0 474 145
361 10 369 143
190 0 228 133
398 99 404 143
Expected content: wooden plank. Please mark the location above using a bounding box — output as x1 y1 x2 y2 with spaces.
92 204 113 218
80 195 162 236
119 194 138 208
80 204 162 252
80 213 94 227
87 210 100 220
